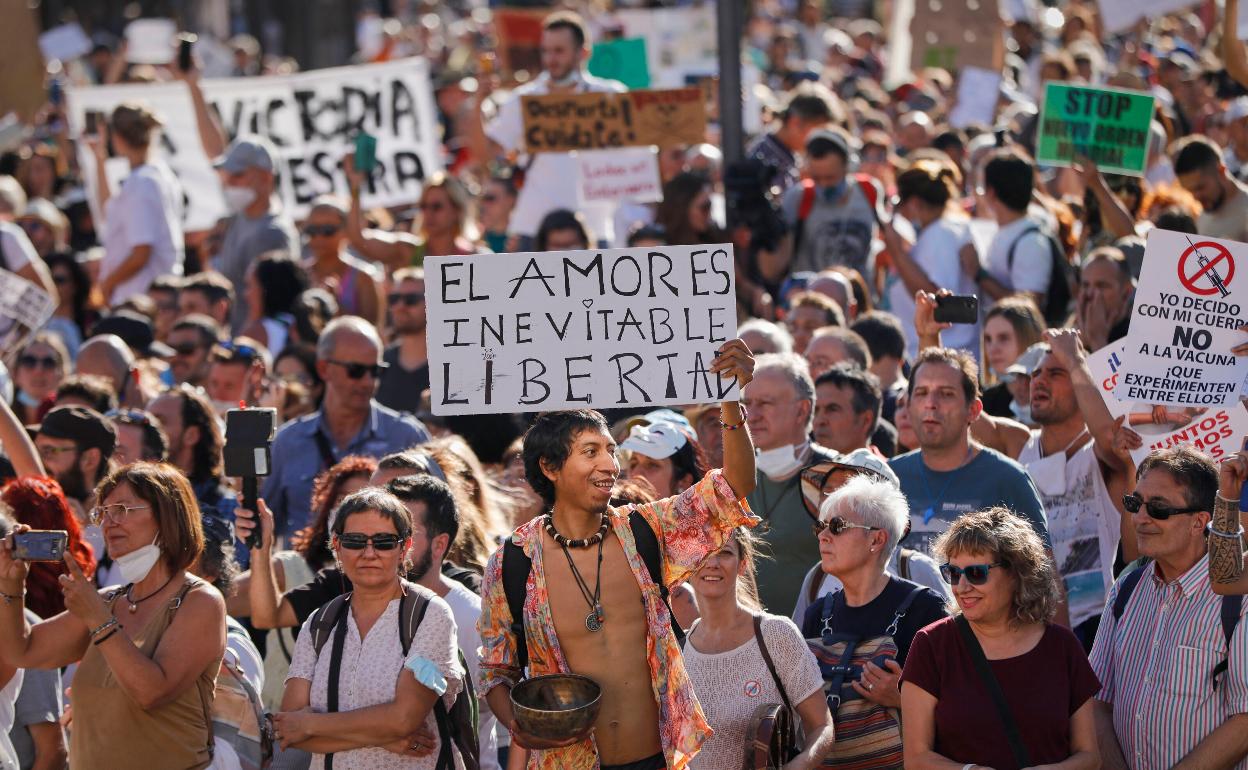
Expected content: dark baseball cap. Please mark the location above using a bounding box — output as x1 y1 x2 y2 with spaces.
38 406 117 458
92 311 175 359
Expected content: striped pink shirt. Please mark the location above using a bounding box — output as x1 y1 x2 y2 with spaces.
1089 555 1248 770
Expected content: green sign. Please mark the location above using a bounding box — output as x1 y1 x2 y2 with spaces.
1036 82 1156 176
588 37 650 90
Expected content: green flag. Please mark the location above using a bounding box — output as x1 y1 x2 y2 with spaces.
589 38 650 89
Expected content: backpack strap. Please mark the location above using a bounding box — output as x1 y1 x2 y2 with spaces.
897 549 912 582
312 429 337 472
753 614 795 714
1214 594 1244 691
852 172 882 226
323 595 352 770
794 178 817 255
501 537 531 670
1005 225 1042 272
1111 565 1148 623
309 593 350 657
807 568 823 606
885 585 926 637
629 510 685 645
954 615 1032 769
398 580 433 657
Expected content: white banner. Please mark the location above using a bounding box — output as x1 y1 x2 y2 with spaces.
1116 229 1248 408
613 7 717 87
1097 0 1193 33
427 245 740 415
576 147 662 205
0 269 55 357
66 59 443 231
1089 342 1248 463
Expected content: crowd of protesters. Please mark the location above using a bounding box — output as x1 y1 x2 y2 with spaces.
5 0 1248 768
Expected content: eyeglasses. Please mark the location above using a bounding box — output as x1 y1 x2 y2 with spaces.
327 359 388 379
89 502 150 526
337 532 404 551
939 562 1007 586
812 516 881 538
388 292 425 307
1122 492 1205 520
303 224 341 238
17 354 58 370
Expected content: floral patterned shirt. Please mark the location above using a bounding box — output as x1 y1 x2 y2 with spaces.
478 469 758 770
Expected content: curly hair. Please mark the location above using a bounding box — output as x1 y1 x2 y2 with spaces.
933 506 1060 626
292 455 378 570
1 477 96 618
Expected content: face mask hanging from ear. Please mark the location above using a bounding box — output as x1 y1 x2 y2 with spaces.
115 535 162 585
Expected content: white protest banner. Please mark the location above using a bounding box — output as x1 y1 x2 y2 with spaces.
66 81 227 233
614 7 717 87
66 59 443 228
1090 342 1248 463
0 269 56 358
1097 0 1194 34
125 19 177 64
1115 229 1248 408
949 67 1003 128
39 23 93 63
427 245 739 415
576 147 662 205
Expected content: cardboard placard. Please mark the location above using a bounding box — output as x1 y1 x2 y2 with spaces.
0 0 48 123
494 8 548 76
589 38 650 90
576 147 662 205
1115 229 1248 408
1089 342 1248 463
125 19 177 65
908 0 1004 73
426 245 739 415
521 87 706 153
1036 82 1155 176
66 59 443 229
949 67 1003 128
0 269 56 360
1097 0 1187 34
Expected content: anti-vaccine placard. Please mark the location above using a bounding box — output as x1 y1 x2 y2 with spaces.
426 245 740 415
1036 82 1155 176
1116 229 1248 408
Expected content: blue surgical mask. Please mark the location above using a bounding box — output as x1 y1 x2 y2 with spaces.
820 179 848 202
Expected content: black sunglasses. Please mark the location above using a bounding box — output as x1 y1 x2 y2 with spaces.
940 562 1007 586
1122 492 1205 520
106 408 154 426
215 340 260 363
811 516 880 538
337 532 404 551
18 354 58 370
388 292 425 307
328 359 389 379
303 224 341 238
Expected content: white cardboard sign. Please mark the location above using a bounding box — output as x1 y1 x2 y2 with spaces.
39 23 93 63
576 147 662 205
427 245 740 415
1089 342 1248 463
1115 229 1248 408
0 269 56 356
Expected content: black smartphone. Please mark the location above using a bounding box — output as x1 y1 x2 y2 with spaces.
13 530 68 562
224 407 277 550
933 294 979 324
177 33 197 73
84 110 103 137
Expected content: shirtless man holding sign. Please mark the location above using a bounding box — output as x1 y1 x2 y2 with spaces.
478 339 759 770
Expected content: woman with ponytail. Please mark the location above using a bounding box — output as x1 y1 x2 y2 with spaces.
882 159 981 358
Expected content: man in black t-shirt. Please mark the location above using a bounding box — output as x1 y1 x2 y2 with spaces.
376 267 430 415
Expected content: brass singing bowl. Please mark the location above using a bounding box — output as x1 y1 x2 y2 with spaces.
510 673 603 743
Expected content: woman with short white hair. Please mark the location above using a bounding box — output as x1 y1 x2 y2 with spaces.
799 474 948 768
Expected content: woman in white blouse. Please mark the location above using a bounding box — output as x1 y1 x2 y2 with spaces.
274 488 463 769
683 528 835 769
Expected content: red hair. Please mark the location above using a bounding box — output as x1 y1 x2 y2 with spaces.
2 477 96 618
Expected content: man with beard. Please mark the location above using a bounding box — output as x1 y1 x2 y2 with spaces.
1013 330 1135 647
146 384 238 526
376 267 429 414
1174 135 1248 242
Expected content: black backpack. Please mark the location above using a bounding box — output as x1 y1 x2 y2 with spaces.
1006 225 1074 328
502 511 683 669
1112 565 1243 690
308 580 480 770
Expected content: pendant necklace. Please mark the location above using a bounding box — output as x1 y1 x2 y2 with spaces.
560 535 606 632
124 573 176 614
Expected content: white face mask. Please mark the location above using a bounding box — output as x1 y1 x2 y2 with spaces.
1010 400 1032 425
1026 430 1087 497
116 535 162 585
756 443 807 480
550 69 583 88
222 185 257 214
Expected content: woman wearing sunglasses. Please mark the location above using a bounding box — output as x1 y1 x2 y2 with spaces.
683 527 836 769
274 488 463 768
901 507 1100 770
11 333 68 426
302 196 385 329
801 474 947 767
0 462 227 768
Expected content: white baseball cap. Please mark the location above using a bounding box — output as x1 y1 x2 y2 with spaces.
619 422 689 460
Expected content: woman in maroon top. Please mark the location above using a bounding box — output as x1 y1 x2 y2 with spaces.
900 507 1100 770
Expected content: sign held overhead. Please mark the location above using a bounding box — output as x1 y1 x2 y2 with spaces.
521 88 707 153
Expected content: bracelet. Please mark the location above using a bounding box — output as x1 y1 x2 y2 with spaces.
93 627 120 646
1208 523 1246 539
962 765 977 770
720 404 748 430
0 588 22 606
1216 492 1241 504
89 616 118 639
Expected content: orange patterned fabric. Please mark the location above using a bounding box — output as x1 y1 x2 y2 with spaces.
478 469 758 770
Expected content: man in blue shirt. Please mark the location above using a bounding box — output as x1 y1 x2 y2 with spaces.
262 316 429 536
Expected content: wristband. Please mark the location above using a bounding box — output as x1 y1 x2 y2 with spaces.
93 627 120 646
720 405 748 430
0 588 22 606
1208 523 1246 539
89 616 118 639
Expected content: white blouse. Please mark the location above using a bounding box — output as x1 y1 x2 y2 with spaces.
286 588 464 770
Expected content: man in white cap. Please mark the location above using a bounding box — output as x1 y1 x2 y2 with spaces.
211 136 298 331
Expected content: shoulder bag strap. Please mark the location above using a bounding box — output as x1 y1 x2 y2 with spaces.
629 510 685 645
312 428 337 471
753 614 794 713
898 549 912 581
1111 566 1148 623
1214 594 1244 690
954 615 1031 768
